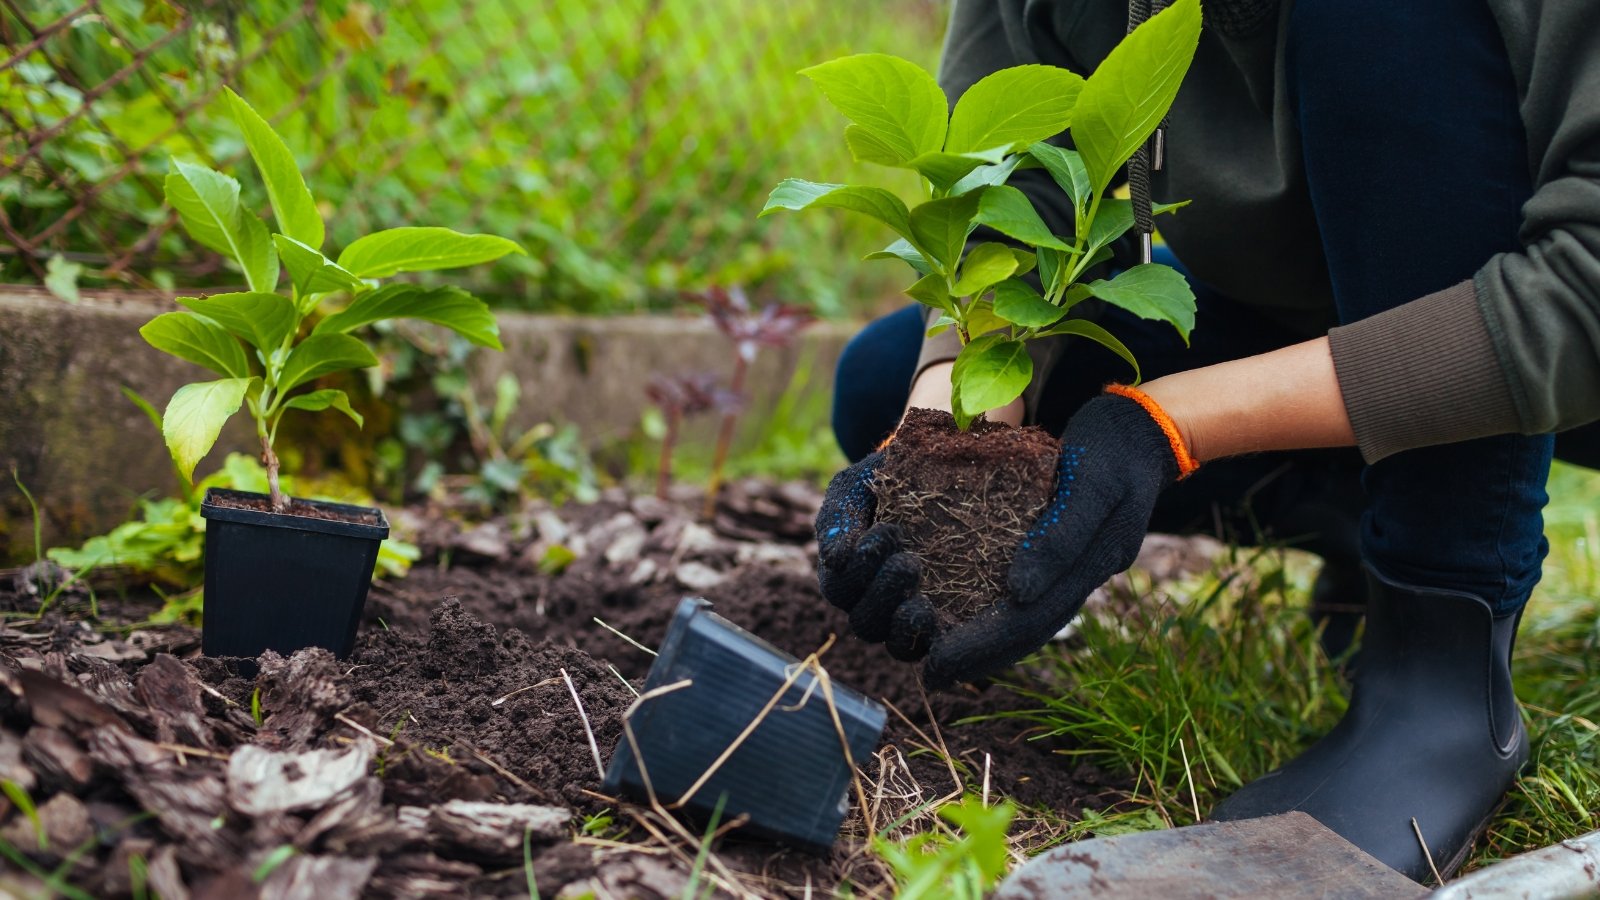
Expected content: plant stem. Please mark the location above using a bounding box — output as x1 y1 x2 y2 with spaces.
656 410 679 501
701 356 747 520
257 416 287 513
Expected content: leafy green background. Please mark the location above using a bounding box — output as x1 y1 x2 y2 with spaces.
2 0 946 315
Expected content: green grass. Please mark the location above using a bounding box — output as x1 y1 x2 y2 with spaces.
996 460 1600 868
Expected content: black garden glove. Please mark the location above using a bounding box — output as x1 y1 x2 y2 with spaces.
815 451 938 661
922 387 1197 689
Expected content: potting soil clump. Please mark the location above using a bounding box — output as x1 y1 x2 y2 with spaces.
874 408 1062 627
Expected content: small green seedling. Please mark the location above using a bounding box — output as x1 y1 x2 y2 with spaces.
874 795 1017 900
144 88 524 512
763 0 1202 428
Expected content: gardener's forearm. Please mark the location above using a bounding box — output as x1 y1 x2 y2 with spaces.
905 361 1026 427
1141 336 1356 463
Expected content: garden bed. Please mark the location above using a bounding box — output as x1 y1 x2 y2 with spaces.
0 480 1187 898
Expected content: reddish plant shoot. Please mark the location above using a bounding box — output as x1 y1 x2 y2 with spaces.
688 286 814 517
644 372 741 500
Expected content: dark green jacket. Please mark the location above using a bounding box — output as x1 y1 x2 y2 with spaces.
917 0 1600 462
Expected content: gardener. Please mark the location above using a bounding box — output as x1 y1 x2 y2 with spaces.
816 0 1600 884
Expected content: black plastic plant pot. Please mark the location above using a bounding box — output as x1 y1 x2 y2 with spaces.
199 487 389 661
602 597 887 851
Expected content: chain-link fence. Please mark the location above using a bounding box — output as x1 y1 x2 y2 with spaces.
1 0 947 314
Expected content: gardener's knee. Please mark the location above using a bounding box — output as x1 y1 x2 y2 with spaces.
832 305 924 462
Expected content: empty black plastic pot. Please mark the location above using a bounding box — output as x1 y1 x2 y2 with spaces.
199 488 389 660
602 597 887 850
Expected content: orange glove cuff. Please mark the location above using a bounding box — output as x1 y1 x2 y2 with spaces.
1105 384 1200 480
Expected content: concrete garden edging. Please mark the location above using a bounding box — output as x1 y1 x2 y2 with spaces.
0 287 855 560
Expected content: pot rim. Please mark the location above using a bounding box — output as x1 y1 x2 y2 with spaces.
200 487 390 540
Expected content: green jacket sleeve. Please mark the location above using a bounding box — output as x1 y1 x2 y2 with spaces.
1329 3 1600 461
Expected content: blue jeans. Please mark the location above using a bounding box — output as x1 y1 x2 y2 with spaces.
833 0 1595 615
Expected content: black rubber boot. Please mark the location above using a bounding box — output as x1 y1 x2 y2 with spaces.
1209 565 1526 883
1308 559 1365 663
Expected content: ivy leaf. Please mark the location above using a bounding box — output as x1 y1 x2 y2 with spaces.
282 388 364 428
176 292 296 355
761 180 912 239
800 54 947 165
1083 263 1197 342
909 191 984 270
277 333 379 393
226 88 323 249
1038 318 1143 382
864 238 931 275
140 312 252 378
1027 142 1093 217
165 159 278 293
163 377 255 481
951 242 1019 298
952 334 1032 421
992 278 1066 328
973 185 1070 251
274 235 367 296
1070 0 1202 195
314 284 502 349
336 227 525 279
946 65 1084 153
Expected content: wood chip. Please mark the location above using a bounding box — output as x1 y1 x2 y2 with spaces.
227 743 372 816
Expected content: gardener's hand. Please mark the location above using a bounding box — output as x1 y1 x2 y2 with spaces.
816 452 939 661
922 386 1198 688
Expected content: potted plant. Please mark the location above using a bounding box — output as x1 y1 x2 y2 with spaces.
603 597 887 850
760 0 1202 628
142 89 522 659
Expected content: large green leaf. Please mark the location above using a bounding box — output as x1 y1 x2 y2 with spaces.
800 54 947 165
1027 142 1092 216
909 191 983 270
276 333 379 393
964 300 1010 338
176 292 296 354
225 88 323 249
761 180 912 239
163 377 255 481
992 278 1067 328
1086 199 1189 256
1037 246 1069 295
949 152 1028 197
1038 318 1142 382
844 125 909 167
1070 0 1202 194
907 148 1009 194
864 238 931 275
165 159 278 293
904 273 955 314
314 284 503 349
274 234 367 297
946 65 1084 153
281 388 363 428
140 312 251 378
952 334 1032 420
336 227 525 279
951 242 1019 298
1084 264 1197 342
974 185 1070 251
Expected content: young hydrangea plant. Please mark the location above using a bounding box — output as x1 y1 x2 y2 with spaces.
762 0 1201 429
143 89 523 512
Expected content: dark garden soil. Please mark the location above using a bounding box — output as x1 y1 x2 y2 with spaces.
874 409 1061 626
0 479 1150 899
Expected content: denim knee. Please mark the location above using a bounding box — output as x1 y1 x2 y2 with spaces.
1361 433 1554 615
832 305 924 462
